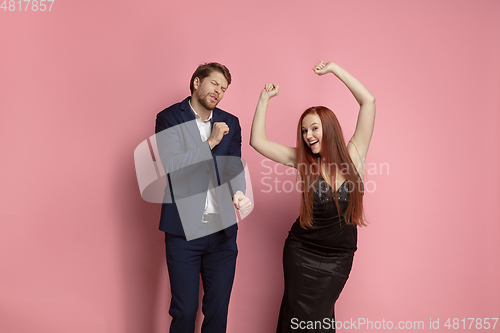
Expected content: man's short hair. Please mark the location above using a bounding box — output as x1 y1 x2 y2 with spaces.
190 62 232 94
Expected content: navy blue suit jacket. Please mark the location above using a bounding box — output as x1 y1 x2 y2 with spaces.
155 97 245 238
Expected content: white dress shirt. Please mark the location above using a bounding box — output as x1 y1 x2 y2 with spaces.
189 99 219 216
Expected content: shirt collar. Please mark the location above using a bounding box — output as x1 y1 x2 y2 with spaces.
189 98 212 122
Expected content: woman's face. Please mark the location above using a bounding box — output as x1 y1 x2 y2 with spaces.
301 113 323 154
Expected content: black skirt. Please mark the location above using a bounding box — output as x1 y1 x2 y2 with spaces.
276 238 354 333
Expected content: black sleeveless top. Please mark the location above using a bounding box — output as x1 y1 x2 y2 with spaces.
288 176 358 254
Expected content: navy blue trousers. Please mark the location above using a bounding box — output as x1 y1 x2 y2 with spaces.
165 231 238 333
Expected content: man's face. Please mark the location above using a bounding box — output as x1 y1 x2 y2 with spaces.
193 71 228 111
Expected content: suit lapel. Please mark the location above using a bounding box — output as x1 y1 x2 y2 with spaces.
211 108 225 155
179 98 202 145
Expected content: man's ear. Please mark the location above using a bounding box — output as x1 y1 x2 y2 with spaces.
193 77 200 90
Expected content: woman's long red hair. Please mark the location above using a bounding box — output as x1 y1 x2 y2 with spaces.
296 106 366 228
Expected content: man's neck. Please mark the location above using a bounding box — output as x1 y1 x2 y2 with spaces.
190 97 211 121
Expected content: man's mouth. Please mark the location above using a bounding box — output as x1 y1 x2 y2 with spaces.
210 94 218 102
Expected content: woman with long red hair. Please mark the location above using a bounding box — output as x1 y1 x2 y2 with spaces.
250 60 376 332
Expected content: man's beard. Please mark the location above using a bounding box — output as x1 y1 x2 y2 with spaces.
196 93 218 111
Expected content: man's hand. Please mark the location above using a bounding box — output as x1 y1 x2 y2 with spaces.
232 191 252 215
208 122 229 149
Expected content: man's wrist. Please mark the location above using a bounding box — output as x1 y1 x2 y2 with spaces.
208 138 215 149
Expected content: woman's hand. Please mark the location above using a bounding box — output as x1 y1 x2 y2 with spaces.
312 61 333 76
260 83 280 100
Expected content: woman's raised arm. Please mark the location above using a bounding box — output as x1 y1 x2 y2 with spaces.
249 84 297 167
314 61 376 177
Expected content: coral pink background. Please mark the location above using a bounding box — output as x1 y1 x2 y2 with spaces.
1 1 499 332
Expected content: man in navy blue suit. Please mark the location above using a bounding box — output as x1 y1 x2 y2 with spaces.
155 62 251 333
